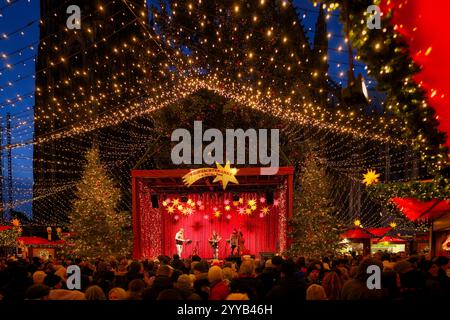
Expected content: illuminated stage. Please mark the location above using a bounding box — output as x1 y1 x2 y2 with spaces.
132 167 294 259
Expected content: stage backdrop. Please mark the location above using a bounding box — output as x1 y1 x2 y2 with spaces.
134 180 289 259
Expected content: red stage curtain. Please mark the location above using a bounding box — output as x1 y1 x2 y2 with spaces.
135 181 287 259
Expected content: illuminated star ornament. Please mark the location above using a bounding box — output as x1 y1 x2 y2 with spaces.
167 206 175 214
182 161 239 189
261 207 270 216
362 169 380 186
212 161 239 189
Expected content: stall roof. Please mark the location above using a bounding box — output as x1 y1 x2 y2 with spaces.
366 227 392 237
18 236 64 246
373 236 407 243
340 228 373 239
391 198 450 222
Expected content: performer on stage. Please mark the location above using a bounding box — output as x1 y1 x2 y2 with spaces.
230 229 239 255
175 228 186 257
209 231 222 259
237 228 246 255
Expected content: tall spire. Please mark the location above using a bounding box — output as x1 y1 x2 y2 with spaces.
312 3 329 106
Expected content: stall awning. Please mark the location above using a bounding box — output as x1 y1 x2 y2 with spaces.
373 236 407 244
391 198 450 222
18 236 64 246
341 228 373 239
366 227 392 237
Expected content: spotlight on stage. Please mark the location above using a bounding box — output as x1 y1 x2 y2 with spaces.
181 195 188 203
266 190 274 205
151 194 159 208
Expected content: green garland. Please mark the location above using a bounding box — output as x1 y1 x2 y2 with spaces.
367 180 450 203
366 180 448 232
318 0 449 177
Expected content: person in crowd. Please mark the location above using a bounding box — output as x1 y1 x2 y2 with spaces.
322 271 343 300
174 274 201 300
306 265 321 287
32 271 47 285
341 258 385 300
381 270 399 300
157 289 182 300
208 266 229 300
226 293 250 300
25 284 50 300
85 285 107 300
43 273 63 290
265 260 306 301
93 261 115 296
142 265 173 300
435 256 449 294
222 267 235 286
230 259 260 300
396 269 426 300
170 254 185 272
257 259 279 299
1 250 449 301
192 260 210 301
306 284 327 300
108 287 127 300
126 279 145 300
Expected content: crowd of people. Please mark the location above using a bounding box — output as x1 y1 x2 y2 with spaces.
0 251 448 301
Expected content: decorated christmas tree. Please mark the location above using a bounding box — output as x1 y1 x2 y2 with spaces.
66 147 132 259
287 149 343 258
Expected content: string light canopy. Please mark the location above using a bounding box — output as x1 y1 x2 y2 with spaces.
0 0 439 233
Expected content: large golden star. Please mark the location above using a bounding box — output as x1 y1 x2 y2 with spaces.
362 169 380 186
213 161 239 189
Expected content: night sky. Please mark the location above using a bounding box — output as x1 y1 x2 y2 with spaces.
0 0 370 218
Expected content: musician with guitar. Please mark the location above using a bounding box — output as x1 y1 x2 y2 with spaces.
175 228 191 258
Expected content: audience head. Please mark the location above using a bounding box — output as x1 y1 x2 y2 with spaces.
157 289 182 300
108 287 127 300
239 260 254 276
43 273 62 289
306 284 327 300
85 285 106 300
26 284 50 300
32 271 47 285
208 266 223 283
156 265 173 277
176 274 194 291
226 293 250 300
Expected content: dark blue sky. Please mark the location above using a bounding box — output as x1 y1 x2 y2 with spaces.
0 0 370 218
